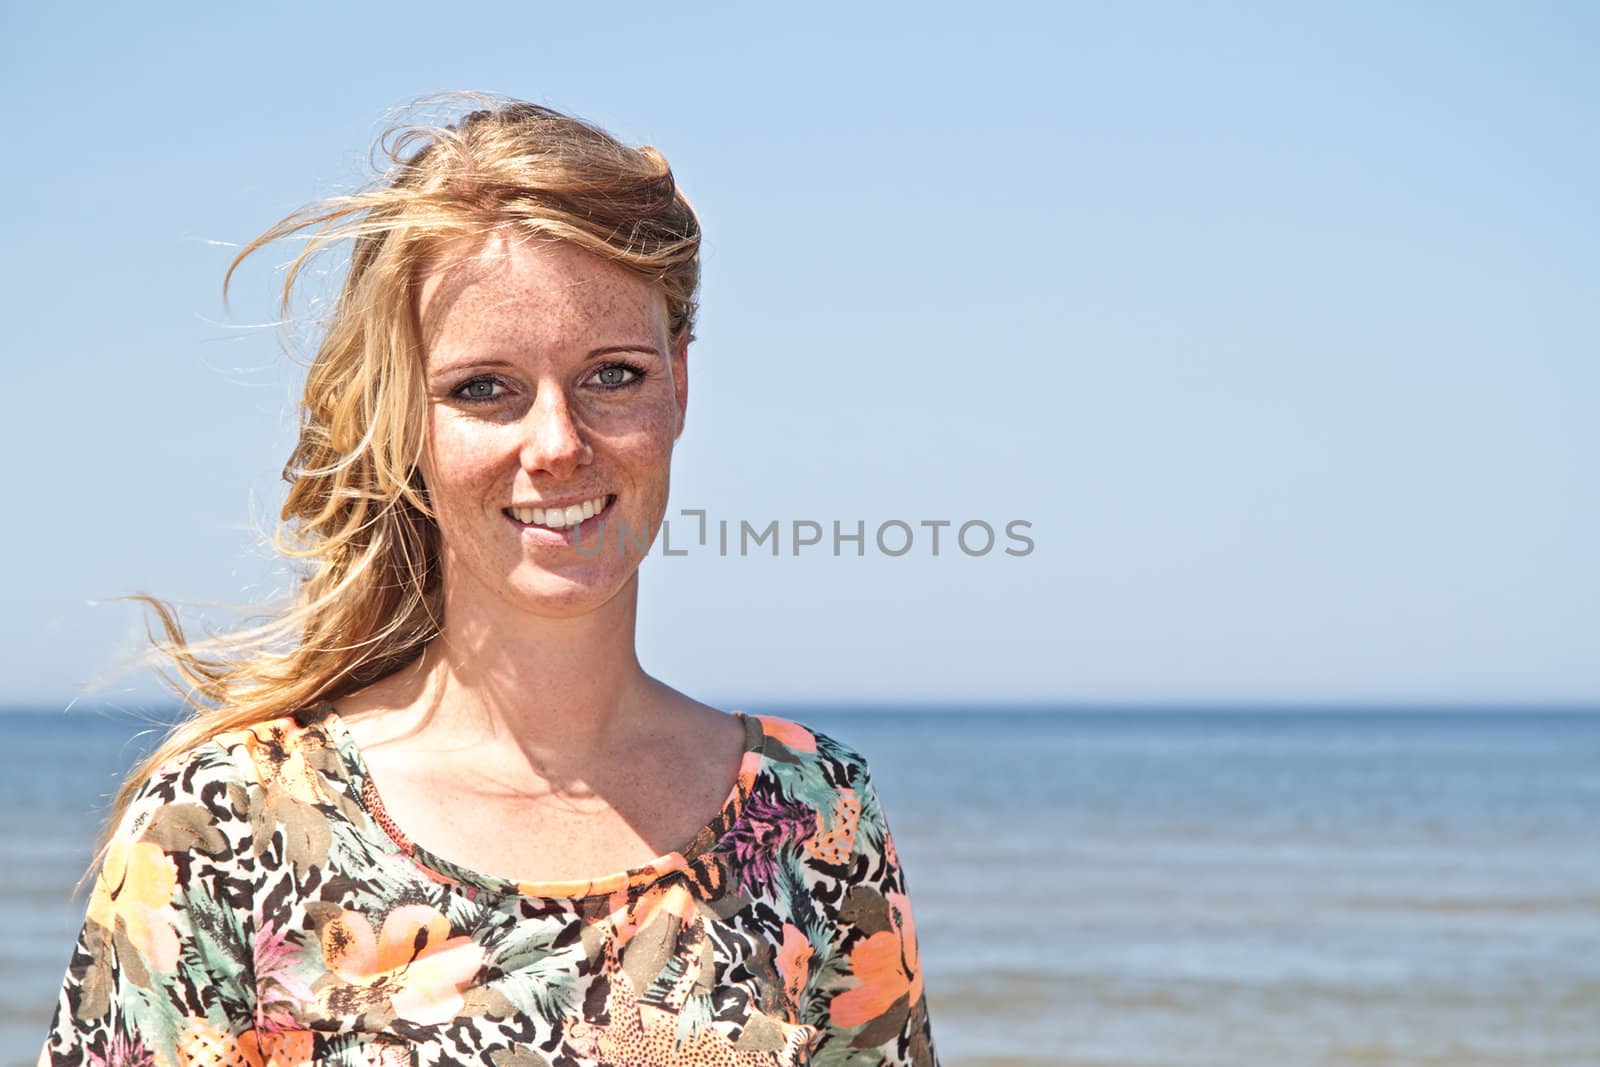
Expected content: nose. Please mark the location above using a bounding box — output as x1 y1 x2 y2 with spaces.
519 386 593 479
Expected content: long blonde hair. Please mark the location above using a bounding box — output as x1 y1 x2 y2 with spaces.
97 93 701 861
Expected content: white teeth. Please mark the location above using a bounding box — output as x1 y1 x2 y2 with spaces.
509 496 609 529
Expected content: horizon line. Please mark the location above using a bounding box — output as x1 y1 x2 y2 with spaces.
2 698 1597 718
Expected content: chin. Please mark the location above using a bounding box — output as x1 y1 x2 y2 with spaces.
500 569 638 619
437 525 653 623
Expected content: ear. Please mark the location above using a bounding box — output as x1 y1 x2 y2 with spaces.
672 336 689 440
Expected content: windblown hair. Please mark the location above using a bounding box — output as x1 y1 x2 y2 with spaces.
95 94 701 864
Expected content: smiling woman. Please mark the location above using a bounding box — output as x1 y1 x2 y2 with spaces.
41 96 939 1067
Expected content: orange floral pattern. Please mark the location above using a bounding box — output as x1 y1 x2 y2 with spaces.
827 893 923 1033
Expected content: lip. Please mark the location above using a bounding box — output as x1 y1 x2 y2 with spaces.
502 494 617 547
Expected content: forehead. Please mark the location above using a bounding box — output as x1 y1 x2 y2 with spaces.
416 232 667 357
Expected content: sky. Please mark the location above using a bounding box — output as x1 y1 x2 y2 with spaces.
1 2 1595 709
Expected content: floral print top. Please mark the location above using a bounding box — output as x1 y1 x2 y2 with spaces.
42 704 938 1067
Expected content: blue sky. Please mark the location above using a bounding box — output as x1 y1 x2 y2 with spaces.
2 2 1595 708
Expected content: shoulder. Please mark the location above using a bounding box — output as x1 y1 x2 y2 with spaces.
114 708 350 845
95 707 367 924
751 713 874 785
747 713 896 861
206 706 351 803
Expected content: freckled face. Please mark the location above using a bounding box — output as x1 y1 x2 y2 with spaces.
415 234 687 620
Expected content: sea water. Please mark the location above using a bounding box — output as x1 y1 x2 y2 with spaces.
3 707 1597 1066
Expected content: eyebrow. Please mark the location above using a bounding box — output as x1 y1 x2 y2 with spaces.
591 344 664 359
431 344 664 376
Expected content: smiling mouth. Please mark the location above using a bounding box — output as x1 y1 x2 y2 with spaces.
503 494 616 530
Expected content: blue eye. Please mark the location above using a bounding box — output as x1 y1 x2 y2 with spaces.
593 364 643 389
455 377 505 401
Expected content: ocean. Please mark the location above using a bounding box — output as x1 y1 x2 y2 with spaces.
3 707 1597 1066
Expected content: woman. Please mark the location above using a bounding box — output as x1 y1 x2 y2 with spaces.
42 97 938 1067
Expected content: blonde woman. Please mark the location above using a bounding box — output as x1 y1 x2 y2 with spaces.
43 97 938 1067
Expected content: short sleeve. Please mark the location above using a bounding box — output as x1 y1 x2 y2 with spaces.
808 759 939 1067
40 744 261 1067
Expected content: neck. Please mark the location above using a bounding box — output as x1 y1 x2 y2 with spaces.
391 570 662 769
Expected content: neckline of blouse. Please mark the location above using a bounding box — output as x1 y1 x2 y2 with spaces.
311 701 768 901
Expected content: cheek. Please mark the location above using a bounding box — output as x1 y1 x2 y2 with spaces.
610 419 679 484
615 392 683 448
426 418 514 500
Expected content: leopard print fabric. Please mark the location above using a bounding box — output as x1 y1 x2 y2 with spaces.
42 705 938 1066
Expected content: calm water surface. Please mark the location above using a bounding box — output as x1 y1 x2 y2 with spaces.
3 707 1597 1066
